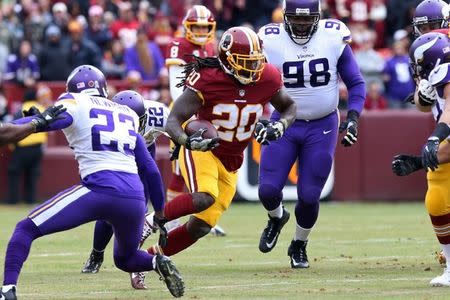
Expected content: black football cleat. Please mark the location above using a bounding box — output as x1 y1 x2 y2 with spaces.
288 240 310 269
259 208 290 253
81 249 104 274
155 255 184 298
1 286 17 300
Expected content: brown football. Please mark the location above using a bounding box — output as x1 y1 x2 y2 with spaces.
185 119 218 138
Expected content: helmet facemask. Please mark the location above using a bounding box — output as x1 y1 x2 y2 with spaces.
184 22 216 45
285 13 320 44
225 50 265 85
138 114 147 135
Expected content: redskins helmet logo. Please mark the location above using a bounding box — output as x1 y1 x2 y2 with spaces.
220 33 233 51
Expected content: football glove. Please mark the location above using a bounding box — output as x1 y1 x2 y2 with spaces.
339 118 358 147
185 128 220 151
254 120 285 145
153 214 168 248
30 104 67 132
418 79 437 106
23 106 41 117
392 154 423 176
422 137 440 171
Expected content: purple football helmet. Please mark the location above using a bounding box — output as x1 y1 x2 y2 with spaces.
66 65 108 98
413 0 449 36
409 32 450 79
112 90 147 134
283 0 321 45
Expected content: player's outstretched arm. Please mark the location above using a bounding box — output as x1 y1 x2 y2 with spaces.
0 123 35 146
422 83 450 171
0 104 67 146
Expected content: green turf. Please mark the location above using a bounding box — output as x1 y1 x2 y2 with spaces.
0 202 449 299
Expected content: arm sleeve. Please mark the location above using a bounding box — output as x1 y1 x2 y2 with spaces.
337 44 366 115
11 112 73 131
169 65 185 101
135 134 165 212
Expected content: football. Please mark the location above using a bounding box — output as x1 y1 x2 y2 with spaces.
185 119 218 138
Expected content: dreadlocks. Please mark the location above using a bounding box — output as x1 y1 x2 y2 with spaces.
176 55 221 88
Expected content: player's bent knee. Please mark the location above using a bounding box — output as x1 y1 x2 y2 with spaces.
186 217 212 240
258 184 282 210
192 192 215 212
113 255 134 272
12 218 42 243
298 187 322 206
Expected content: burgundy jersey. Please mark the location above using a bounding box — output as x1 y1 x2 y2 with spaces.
186 63 282 171
165 37 216 67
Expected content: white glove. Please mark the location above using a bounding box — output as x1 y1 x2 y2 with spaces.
418 79 437 106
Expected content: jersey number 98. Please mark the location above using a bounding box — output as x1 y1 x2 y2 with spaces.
283 58 331 88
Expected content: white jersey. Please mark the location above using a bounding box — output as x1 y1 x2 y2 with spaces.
428 62 449 122
259 19 351 120
142 100 170 147
56 92 140 179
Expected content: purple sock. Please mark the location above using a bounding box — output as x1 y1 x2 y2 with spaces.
93 220 114 251
295 200 319 229
3 218 42 285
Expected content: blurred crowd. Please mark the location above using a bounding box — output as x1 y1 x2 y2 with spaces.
0 0 433 124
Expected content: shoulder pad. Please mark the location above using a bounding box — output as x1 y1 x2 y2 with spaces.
429 63 450 87
320 19 352 44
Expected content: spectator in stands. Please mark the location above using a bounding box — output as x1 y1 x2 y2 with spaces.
382 31 415 109
0 41 8 80
50 2 69 36
354 29 384 88
102 38 126 79
85 5 112 52
110 1 139 48
4 39 39 88
364 81 388 110
39 25 71 81
7 89 47 205
124 27 164 81
147 14 173 56
370 0 387 49
0 3 23 52
64 20 102 69
38 0 54 26
36 83 53 108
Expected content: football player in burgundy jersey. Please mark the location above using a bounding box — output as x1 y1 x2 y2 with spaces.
164 5 226 236
143 26 296 259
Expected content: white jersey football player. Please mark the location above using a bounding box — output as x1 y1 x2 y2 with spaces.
255 0 366 269
0 66 184 300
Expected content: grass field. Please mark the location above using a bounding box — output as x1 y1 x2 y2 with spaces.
1 202 449 299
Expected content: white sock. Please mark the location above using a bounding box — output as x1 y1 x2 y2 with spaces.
268 204 283 219
295 224 312 242
442 243 450 269
2 285 15 293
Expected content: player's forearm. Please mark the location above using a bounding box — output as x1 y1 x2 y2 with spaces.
0 123 35 146
337 45 366 115
12 112 73 131
166 115 189 145
278 101 296 128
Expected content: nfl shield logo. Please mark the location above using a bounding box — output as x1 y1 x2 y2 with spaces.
239 89 245 97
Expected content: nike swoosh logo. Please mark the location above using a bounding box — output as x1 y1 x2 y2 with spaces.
266 233 279 249
323 130 332 134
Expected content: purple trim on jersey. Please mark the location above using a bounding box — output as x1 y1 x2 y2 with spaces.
337 44 366 114
82 170 145 199
11 112 73 130
57 93 76 101
135 134 164 212
342 35 352 41
436 101 443 122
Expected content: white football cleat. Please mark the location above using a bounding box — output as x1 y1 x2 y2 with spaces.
139 212 156 247
430 268 450 286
